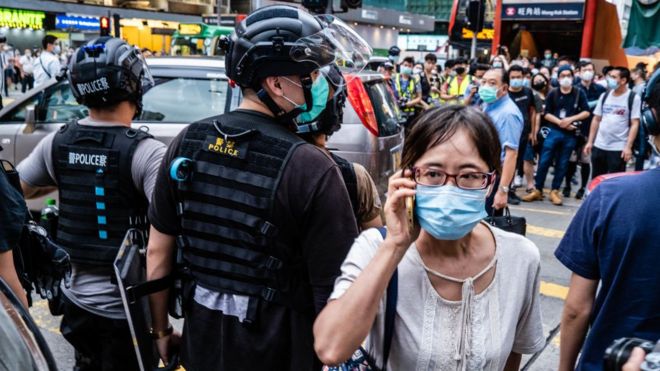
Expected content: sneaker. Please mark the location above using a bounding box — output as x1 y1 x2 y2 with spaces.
575 188 585 200
508 192 521 205
549 190 563 206
513 175 523 188
522 189 543 202
562 187 571 198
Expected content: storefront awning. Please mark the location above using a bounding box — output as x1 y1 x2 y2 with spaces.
623 0 660 50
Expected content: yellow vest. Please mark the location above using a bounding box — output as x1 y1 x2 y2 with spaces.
394 74 417 113
447 75 472 105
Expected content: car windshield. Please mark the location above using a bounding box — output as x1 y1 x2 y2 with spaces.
138 77 229 122
365 81 401 137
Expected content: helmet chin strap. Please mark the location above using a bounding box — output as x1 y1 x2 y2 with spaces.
256 74 314 126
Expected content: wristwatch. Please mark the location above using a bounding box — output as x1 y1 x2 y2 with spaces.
150 324 173 340
499 185 510 194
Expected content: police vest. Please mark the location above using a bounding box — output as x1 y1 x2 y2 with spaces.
394 74 417 113
52 122 151 265
330 153 358 218
173 111 307 323
447 75 472 104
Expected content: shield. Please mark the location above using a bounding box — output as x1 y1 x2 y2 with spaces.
114 228 154 371
115 228 183 371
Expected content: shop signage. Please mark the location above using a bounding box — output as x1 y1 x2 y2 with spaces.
361 9 379 21
501 2 585 20
462 28 495 41
0 8 45 30
398 15 413 26
179 23 202 35
56 15 100 31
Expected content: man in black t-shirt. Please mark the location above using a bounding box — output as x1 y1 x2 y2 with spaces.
564 61 606 199
523 65 590 206
146 7 361 371
508 65 536 204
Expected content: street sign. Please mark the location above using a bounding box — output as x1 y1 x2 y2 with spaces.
501 2 585 20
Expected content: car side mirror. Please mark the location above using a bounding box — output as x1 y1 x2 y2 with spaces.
23 106 37 134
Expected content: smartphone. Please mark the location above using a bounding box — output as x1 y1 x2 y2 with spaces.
405 195 416 233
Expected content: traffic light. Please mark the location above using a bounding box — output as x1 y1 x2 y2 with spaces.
466 0 485 33
100 16 110 36
302 0 328 13
340 0 362 11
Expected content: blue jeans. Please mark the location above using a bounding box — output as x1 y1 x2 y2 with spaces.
535 127 577 191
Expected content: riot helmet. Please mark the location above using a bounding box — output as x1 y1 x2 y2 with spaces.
68 37 153 118
223 5 370 127
297 64 346 135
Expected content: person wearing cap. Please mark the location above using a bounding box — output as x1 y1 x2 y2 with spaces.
146 6 362 370
523 64 590 206
388 45 401 71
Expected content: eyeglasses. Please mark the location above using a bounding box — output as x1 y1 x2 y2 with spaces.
412 167 495 190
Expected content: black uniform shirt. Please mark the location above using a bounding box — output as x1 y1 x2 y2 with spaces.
148 109 360 371
508 87 536 133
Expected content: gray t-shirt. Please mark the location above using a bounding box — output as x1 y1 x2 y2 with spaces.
17 117 166 319
330 223 545 370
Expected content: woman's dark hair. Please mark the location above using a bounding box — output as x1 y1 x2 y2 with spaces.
401 105 502 175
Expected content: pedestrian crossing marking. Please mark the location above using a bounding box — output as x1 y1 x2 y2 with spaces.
527 224 566 239
540 281 569 300
510 206 571 216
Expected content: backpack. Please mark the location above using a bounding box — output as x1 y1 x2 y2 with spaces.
599 89 636 125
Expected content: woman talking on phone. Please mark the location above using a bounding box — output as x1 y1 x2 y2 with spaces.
314 105 544 370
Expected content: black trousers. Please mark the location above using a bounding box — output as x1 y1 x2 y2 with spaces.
59 295 139 371
591 147 626 180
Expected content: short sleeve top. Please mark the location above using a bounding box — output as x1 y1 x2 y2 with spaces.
331 223 545 371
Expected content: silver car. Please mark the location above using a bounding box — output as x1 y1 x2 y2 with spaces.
0 57 402 207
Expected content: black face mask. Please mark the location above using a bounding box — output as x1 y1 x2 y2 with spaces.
532 81 547 91
454 67 466 75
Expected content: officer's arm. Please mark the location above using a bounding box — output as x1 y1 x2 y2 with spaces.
146 226 176 333
0 250 28 308
20 181 56 200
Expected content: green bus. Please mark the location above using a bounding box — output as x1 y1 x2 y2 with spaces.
171 23 233 56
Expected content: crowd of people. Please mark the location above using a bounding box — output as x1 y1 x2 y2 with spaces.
0 5 658 371
379 47 659 211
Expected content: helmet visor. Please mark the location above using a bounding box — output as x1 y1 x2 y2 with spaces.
118 47 155 91
290 15 372 87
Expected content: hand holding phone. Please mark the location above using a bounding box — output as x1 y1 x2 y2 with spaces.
383 169 419 252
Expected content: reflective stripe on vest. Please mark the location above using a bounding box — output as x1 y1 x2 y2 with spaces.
52 122 150 265
395 74 417 112
174 112 306 318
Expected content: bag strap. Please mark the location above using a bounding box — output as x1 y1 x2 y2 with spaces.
376 227 398 371
627 90 635 124
39 56 52 79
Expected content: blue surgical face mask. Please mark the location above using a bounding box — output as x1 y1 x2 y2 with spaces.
607 77 619 90
510 78 523 88
478 85 498 103
523 78 531 88
400 66 413 75
415 185 488 241
282 75 330 124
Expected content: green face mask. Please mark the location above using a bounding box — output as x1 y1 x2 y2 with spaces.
282 75 330 125
478 85 498 103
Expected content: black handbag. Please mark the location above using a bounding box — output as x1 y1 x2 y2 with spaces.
484 207 527 236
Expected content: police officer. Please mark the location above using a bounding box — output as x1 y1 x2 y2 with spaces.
298 65 383 231
146 6 362 370
17 36 166 370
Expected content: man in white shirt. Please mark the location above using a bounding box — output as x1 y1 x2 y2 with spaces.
18 49 34 93
33 35 61 88
584 66 641 179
